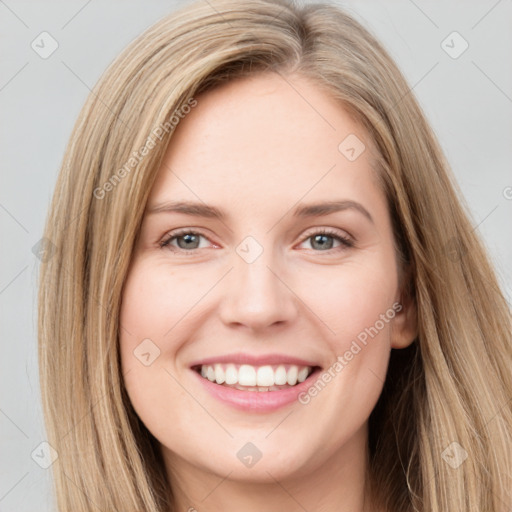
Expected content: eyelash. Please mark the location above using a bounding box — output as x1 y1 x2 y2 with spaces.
159 227 355 255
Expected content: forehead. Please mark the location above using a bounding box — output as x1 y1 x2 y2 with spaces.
148 72 383 219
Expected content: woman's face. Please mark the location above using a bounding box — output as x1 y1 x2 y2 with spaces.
119 72 415 485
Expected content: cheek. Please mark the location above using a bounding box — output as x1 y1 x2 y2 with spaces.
296 259 397 413
303 258 398 351
119 260 203 353
118 262 179 392
118 261 199 440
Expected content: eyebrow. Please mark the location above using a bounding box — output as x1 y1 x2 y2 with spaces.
146 199 374 224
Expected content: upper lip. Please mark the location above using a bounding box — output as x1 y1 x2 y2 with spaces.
190 353 322 368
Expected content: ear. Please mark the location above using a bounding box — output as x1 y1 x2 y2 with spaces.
390 281 418 350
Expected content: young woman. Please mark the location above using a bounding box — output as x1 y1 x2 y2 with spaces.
37 0 512 511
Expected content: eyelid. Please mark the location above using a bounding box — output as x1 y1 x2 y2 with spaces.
298 226 353 243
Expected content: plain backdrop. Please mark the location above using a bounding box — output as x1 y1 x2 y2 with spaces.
1 1 511 510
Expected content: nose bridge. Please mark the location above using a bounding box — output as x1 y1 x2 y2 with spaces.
218 234 297 330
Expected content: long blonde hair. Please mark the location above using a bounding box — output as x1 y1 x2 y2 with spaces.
37 0 512 510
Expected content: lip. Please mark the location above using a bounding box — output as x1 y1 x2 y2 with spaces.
191 366 322 413
189 352 320 368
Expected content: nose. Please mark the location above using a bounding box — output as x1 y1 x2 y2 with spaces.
218 247 299 332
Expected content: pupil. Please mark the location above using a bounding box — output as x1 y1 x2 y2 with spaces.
178 234 198 249
312 234 333 250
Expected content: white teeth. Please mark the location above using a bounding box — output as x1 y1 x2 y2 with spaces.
297 367 309 383
225 364 237 385
214 364 225 384
238 365 256 386
287 366 298 386
256 365 274 387
198 363 314 390
274 365 287 385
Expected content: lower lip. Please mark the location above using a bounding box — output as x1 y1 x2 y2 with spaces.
192 368 321 412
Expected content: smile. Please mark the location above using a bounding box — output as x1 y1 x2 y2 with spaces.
195 363 315 391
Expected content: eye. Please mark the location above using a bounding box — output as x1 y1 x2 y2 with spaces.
159 227 355 255
160 229 212 253
297 228 354 252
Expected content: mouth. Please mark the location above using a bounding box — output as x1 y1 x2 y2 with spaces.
192 363 321 392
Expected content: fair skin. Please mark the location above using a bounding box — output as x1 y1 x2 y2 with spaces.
119 72 416 512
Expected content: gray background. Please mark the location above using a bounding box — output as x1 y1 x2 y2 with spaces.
1 0 511 510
